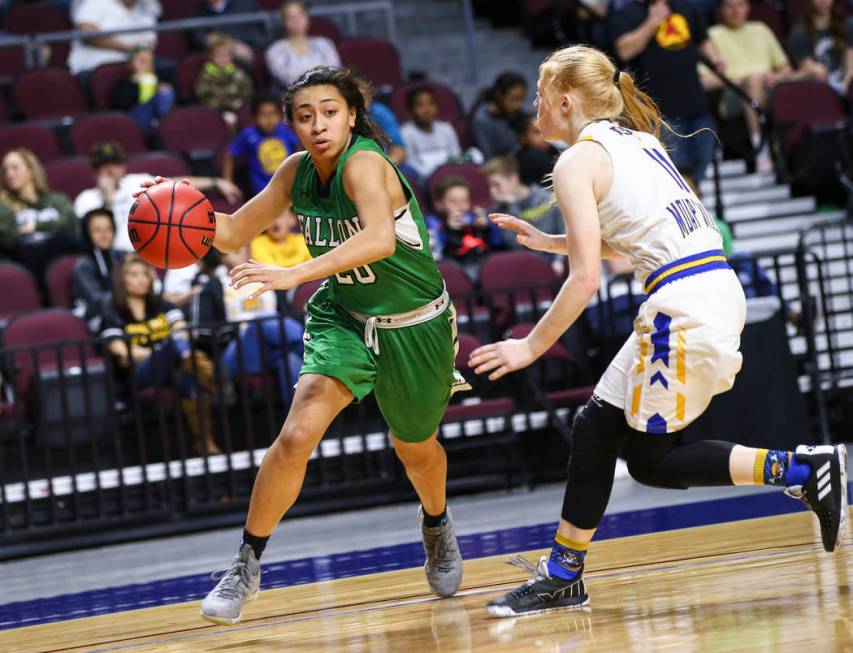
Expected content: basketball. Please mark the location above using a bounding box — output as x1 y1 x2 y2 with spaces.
127 181 216 269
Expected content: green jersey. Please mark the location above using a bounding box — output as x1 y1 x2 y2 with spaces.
291 136 443 315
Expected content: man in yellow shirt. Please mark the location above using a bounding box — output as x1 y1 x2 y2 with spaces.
700 0 791 164
249 210 311 268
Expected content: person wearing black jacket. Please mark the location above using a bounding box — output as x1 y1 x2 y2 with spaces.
72 207 125 332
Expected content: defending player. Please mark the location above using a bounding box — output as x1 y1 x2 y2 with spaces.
469 45 848 617
139 66 470 624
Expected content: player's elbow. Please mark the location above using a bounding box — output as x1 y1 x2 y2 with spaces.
375 235 397 260
569 269 600 297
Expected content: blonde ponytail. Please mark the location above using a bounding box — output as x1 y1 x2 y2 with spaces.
614 70 663 140
540 45 665 140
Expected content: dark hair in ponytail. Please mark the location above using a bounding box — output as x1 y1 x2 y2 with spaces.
466 71 528 121
283 66 390 150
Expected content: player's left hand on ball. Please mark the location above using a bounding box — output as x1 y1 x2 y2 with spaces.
468 338 537 381
131 176 189 198
229 259 303 299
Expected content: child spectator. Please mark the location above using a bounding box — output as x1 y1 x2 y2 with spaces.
101 255 221 455
195 32 254 129
481 155 565 274
428 176 497 275
788 0 853 94
73 208 125 332
512 112 560 186
400 86 462 179
0 148 79 289
223 95 300 196
469 72 528 160
249 210 311 267
266 0 341 90
109 46 175 131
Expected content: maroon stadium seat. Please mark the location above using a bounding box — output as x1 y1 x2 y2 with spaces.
480 251 557 331
156 30 190 61
452 117 472 149
438 260 488 327
429 163 491 208
0 123 61 162
159 105 231 157
390 81 463 123
0 45 28 80
175 52 209 103
338 37 402 88
45 157 94 199
770 81 846 157
14 69 87 120
2 309 100 402
162 0 199 19
90 62 131 111
45 255 81 309
310 17 341 42
0 262 41 324
748 2 785 43
126 151 191 178
507 323 594 408
4 3 71 67
71 114 147 157
787 0 808 25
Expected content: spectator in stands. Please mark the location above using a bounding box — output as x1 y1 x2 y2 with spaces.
223 94 300 196
74 142 243 253
0 148 79 287
102 254 221 455
788 0 853 94
109 45 175 131
469 72 528 160
193 245 304 406
195 33 254 129
512 112 560 186
427 176 498 275
400 86 463 179
266 0 341 90
249 210 311 267
68 0 162 76
353 72 410 170
481 155 565 274
613 0 725 182
700 0 791 167
73 207 125 332
190 0 266 64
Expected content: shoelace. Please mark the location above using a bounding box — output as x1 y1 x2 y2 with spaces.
505 554 551 594
210 560 255 601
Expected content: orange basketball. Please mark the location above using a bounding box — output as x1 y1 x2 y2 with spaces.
127 181 216 269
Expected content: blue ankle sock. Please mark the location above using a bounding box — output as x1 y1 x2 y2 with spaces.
759 449 811 487
547 534 587 581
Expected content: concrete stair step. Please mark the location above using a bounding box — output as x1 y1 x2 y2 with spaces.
700 171 776 194
724 196 817 222
703 185 790 209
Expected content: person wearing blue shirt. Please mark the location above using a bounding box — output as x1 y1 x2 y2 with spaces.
223 94 301 196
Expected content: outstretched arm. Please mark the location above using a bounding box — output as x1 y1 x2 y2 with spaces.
230 150 398 298
469 142 609 380
491 214 621 259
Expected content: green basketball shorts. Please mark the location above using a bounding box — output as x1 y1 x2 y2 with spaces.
299 284 470 442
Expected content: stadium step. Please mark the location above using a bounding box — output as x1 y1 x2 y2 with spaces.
703 185 791 209
723 196 817 223
700 171 776 195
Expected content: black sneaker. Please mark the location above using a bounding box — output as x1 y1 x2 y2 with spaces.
784 444 848 552
486 555 589 618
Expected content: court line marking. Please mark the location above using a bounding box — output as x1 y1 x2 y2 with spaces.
55 539 849 653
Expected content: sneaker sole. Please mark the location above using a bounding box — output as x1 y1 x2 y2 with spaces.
199 588 259 626
486 596 591 618
832 444 848 553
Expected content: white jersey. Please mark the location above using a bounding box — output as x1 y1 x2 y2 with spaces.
578 120 723 285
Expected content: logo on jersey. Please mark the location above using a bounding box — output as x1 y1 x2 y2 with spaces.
656 14 691 50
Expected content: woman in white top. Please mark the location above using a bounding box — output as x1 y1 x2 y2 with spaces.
469 44 847 617
265 0 341 90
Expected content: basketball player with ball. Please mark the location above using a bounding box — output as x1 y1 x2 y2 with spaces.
133 66 470 625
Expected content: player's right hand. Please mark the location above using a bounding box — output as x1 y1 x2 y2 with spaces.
490 213 553 253
131 176 189 199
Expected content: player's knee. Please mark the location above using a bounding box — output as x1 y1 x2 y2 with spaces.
568 396 629 479
274 423 320 464
393 436 442 472
622 436 684 489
